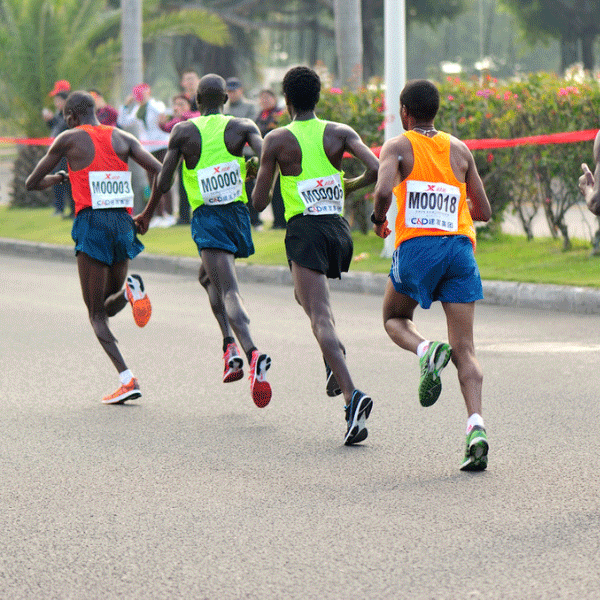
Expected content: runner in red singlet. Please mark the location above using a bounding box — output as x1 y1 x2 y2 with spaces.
26 91 163 405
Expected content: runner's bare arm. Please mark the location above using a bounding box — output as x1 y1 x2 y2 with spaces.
245 127 263 180
341 127 379 195
464 147 492 222
371 139 402 238
252 132 279 212
135 125 183 233
580 131 600 215
25 135 69 191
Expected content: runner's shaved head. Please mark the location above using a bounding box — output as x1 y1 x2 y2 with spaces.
64 91 96 119
197 74 227 109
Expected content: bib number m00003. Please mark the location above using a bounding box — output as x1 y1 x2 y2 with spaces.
89 171 134 209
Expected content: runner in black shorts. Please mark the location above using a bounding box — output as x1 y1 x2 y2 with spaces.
252 66 379 444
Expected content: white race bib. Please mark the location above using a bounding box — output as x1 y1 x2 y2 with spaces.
297 173 344 216
89 171 133 209
405 180 460 231
197 161 243 205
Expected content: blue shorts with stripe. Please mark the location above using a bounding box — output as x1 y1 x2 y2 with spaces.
71 207 144 266
191 201 254 259
389 235 483 309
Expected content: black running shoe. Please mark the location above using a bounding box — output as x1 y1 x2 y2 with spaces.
344 390 373 445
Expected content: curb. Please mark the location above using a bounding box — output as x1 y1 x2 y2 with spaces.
3 237 600 314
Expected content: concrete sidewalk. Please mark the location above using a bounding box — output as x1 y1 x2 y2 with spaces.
3 236 600 315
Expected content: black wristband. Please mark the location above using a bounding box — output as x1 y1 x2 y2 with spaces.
370 211 386 225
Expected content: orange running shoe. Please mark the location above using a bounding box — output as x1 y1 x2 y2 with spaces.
102 377 141 404
248 350 272 408
223 342 244 383
125 274 152 327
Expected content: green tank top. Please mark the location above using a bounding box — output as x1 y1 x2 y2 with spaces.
182 114 247 211
279 118 345 221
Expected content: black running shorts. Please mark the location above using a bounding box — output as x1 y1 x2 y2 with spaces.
284 214 353 279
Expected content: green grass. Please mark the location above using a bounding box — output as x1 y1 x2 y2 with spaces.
2 206 600 287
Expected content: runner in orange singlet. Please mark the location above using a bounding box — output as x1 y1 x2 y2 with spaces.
26 91 163 405
372 80 492 471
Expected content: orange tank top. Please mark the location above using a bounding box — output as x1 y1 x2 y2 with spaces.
393 130 476 249
68 124 131 215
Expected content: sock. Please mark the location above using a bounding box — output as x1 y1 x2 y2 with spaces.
246 347 257 364
119 369 134 385
416 340 430 358
466 413 485 433
223 336 235 353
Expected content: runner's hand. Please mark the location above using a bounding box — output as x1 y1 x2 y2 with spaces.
579 163 594 195
245 157 259 180
134 213 150 235
373 220 391 239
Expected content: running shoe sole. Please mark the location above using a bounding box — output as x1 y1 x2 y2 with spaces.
344 392 373 445
126 274 152 328
251 353 272 408
460 429 489 471
224 356 244 383
419 342 452 407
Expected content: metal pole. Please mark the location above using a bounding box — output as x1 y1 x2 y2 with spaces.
382 0 406 257
121 0 143 100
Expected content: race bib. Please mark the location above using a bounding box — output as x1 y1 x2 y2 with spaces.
405 180 460 231
197 161 243 205
89 171 133 209
297 173 344 216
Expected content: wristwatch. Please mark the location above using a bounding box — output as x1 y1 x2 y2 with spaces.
370 211 386 225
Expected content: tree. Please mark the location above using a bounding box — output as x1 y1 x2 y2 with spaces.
0 0 228 206
500 0 600 72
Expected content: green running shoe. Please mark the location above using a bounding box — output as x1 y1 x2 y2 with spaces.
418 341 452 407
460 426 489 471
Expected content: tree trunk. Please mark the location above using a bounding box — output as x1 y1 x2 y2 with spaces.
11 146 54 208
581 34 596 71
121 0 143 99
334 0 363 89
560 37 579 73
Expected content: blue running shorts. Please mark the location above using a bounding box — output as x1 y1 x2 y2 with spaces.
390 235 483 309
71 207 144 266
191 201 255 259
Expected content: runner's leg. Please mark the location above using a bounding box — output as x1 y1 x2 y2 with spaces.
77 252 128 373
382 279 423 354
200 249 255 353
442 301 483 416
291 261 354 403
104 260 129 317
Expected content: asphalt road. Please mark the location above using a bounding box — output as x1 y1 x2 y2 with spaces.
2 255 600 599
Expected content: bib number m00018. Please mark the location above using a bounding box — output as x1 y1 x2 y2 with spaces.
89 171 134 209
298 173 344 216
196 161 243 205
405 180 460 231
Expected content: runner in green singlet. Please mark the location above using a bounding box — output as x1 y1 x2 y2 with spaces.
252 66 379 445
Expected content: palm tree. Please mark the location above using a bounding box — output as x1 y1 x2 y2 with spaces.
0 0 229 206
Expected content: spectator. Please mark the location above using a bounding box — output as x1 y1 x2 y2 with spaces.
255 89 286 229
118 83 175 227
224 77 262 228
159 94 201 225
180 69 201 111
88 89 118 126
42 80 73 217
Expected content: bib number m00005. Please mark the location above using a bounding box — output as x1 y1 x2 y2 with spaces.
298 173 344 216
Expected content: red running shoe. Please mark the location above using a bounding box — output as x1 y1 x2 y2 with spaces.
223 342 244 383
102 377 141 405
125 274 152 328
248 350 272 408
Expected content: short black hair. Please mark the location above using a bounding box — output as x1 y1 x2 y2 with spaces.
400 80 440 121
282 66 320 112
64 91 96 118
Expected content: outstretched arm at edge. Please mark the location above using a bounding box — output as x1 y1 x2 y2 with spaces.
580 131 600 215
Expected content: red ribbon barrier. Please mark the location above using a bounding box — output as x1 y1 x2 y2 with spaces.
2 129 598 154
